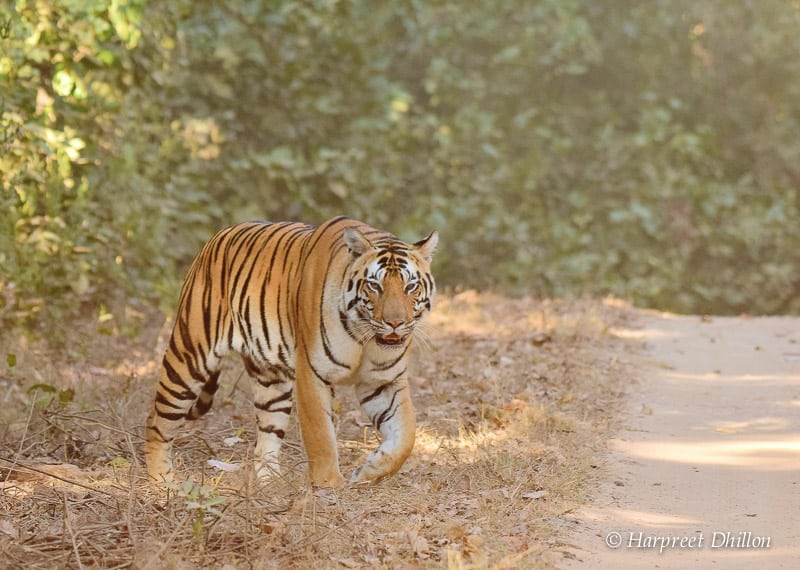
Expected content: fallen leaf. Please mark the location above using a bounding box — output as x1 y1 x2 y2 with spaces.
531 332 552 346
0 519 16 538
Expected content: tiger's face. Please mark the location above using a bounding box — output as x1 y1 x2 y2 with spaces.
343 227 438 349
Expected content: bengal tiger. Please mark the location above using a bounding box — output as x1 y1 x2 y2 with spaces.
144 216 437 487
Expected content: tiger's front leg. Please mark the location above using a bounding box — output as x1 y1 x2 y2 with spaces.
295 358 346 488
351 377 416 484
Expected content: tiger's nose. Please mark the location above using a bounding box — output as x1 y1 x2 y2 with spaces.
386 320 403 330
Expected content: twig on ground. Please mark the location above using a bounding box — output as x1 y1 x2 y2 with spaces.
141 512 192 570
63 491 86 570
4 388 38 483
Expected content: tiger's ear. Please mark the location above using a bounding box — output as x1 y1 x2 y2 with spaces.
343 227 372 257
413 230 439 263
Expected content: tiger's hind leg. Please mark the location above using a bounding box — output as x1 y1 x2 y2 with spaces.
244 356 295 480
145 343 226 482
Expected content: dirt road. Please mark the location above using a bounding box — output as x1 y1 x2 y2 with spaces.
563 312 800 568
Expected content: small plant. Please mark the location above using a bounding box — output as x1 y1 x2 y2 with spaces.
167 477 228 542
27 383 74 409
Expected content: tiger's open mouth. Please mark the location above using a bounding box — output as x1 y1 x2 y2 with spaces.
376 333 405 346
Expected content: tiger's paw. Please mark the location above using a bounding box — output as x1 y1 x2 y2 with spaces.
146 461 175 484
254 459 282 481
310 468 346 488
144 448 175 484
349 462 389 485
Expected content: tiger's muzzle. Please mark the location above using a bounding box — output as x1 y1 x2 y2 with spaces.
376 332 406 346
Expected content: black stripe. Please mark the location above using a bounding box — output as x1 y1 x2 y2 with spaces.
201 262 213 346
320 311 350 369
163 358 193 391
241 296 254 347
255 389 292 411
302 216 350 258
258 272 272 352
183 351 207 384
280 226 309 273
168 336 185 363
147 425 172 443
156 410 187 421
231 238 263 319
162 382 196 401
242 353 261 376
256 376 284 389
252 334 270 367
282 264 296 342
359 382 391 405
374 388 403 429
191 372 220 417
372 343 411 371
156 392 184 409
177 315 193 359
265 222 295 282
276 283 289 349
339 309 360 342
278 345 291 370
307 358 332 386
258 425 286 438
377 406 399 429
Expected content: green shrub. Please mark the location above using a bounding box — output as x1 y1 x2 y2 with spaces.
2 0 800 333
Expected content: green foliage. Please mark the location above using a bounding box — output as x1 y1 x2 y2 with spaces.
1 0 154 328
167 477 228 541
2 0 800 327
27 382 74 409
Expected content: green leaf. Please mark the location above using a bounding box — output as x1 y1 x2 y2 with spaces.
59 388 75 405
28 383 58 395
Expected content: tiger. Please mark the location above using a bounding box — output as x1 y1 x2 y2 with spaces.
144 216 437 487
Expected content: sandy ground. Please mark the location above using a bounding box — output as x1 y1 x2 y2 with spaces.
562 312 800 569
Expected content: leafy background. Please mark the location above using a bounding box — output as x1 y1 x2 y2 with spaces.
3 0 800 333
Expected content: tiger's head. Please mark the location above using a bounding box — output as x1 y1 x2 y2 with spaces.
342 227 438 349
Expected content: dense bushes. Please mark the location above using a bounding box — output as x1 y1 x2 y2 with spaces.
2 0 800 332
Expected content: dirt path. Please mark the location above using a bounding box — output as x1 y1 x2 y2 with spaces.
562 312 800 568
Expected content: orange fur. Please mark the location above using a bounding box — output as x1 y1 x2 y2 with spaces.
145 217 437 486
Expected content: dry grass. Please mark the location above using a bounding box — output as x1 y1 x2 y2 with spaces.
0 293 637 569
